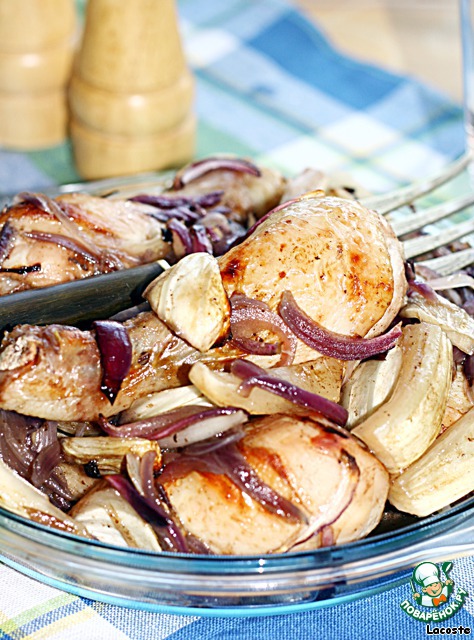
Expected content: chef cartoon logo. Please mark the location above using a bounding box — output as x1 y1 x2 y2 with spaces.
400 561 469 622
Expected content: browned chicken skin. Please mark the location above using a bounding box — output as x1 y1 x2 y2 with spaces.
170 165 285 223
220 195 406 340
0 195 168 295
0 160 285 295
163 415 389 554
0 313 198 420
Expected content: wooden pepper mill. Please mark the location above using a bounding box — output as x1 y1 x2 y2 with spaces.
69 0 195 179
0 0 76 150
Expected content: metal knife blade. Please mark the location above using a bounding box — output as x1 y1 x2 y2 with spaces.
0 261 165 329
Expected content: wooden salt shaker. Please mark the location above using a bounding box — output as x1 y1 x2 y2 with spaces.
69 0 195 179
0 0 76 149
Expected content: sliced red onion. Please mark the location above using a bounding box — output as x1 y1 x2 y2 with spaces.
230 293 270 312
100 405 247 444
278 290 402 361
157 409 248 449
129 194 193 209
182 427 245 456
201 212 231 236
93 320 133 404
0 416 35 476
106 473 188 552
139 451 210 553
190 225 213 254
464 354 474 386
131 190 224 211
167 218 193 258
405 261 439 302
16 193 120 269
195 191 224 208
245 196 302 237
231 359 348 426
216 442 308 523
0 220 15 265
158 453 216 485
173 158 261 190
453 346 467 365
204 218 247 256
32 420 57 451
174 206 202 223
140 208 171 223
24 231 101 267
0 411 70 506
138 450 160 499
138 451 190 552
230 293 297 366
30 440 62 487
464 298 474 317
407 280 439 303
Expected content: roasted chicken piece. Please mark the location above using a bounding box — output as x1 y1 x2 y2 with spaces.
219 194 406 362
0 312 199 420
0 193 169 295
0 157 285 295
0 193 406 422
169 156 285 224
162 415 389 555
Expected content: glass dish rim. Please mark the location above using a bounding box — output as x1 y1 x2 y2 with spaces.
1 491 473 569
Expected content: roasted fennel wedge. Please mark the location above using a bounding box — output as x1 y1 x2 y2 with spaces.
145 253 230 352
61 437 161 475
0 458 88 537
400 289 474 354
70 481 162 550
341 344 402 428
389 406 474 516
351 322 452 474
189 357 344 415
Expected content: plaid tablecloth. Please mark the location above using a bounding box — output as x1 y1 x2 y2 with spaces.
0 1 473 638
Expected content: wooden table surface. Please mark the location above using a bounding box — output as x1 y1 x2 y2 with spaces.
295 0 462 101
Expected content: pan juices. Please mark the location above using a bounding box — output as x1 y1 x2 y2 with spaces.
69 0 195 179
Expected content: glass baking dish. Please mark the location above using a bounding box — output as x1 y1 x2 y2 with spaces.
0 162 473 617
1 495 474 617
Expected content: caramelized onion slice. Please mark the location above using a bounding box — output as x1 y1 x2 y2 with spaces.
24 231 101 266
190 225 213 254
100 405 248 446
0 221 15 265
408 280 439 303
215 443 307 524
93 320 133 405
130 190 223 211
173 157 261 189
278 290 402 360
231 359 348 426
167 218 192 258
106 474 188 552
230 293 297 366
16 192 120 269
